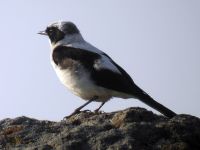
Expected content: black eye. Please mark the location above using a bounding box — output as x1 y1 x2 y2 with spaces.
46 27 55 34
49 29 53 32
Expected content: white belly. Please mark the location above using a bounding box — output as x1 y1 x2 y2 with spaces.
51 61 113 101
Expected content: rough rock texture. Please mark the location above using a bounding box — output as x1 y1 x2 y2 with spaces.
0 107 200 150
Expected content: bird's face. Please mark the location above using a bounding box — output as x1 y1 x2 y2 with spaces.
38 21 80 44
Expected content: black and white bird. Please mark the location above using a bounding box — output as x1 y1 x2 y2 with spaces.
38 21 176 118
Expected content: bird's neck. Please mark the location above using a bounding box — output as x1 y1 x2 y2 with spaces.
50 33 84 49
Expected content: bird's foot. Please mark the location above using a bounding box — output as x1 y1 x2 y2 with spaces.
63 109 92 120
63 109 80 120
94 109 104 114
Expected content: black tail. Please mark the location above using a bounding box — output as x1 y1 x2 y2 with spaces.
134 88 176 118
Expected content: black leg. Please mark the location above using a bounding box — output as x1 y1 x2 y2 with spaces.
94 102 106 113
65 96 98 119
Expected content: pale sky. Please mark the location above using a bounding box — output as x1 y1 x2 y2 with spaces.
0 0 199 121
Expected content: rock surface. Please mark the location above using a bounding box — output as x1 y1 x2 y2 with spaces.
0 107 200 150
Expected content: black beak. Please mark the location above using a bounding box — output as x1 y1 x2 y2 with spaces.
38 31 47 35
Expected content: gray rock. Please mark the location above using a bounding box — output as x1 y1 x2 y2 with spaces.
0 107 199 150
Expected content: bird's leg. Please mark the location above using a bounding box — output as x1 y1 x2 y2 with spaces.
94 102 106 113
64 96 98 119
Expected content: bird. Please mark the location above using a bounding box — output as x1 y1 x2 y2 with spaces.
38 21 176 118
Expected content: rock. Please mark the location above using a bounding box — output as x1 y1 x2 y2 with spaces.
0 107 199 150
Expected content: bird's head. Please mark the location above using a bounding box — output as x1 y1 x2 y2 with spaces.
38 21 80 45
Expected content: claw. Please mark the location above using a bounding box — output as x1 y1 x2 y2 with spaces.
63 109 93 120
94 110 104 114
63 110 81 120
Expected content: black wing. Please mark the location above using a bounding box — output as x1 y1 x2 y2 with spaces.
91 53 143 96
